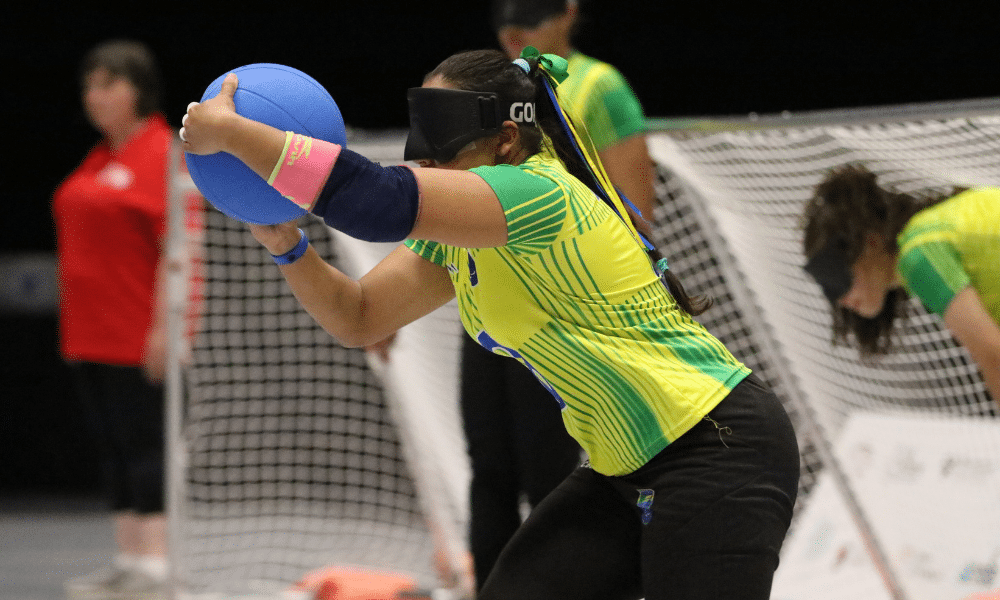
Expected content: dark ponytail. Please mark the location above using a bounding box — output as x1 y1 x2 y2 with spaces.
429 49 712 316
523 55 713 317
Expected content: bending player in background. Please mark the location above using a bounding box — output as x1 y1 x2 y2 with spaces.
181 47 799 600
803 163 1000 405
54 39 174 600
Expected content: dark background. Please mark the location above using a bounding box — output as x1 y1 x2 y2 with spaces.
3 2 998 493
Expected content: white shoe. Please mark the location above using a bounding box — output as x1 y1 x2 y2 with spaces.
65 564 165 600
65 564 130 598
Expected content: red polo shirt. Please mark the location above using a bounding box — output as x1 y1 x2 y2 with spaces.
53 114 171 365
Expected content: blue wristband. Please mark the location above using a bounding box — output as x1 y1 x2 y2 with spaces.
270 228 309 265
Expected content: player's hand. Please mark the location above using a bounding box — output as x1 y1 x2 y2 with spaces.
141 325 166 383
181 72 240 155
248 221 302 256
364 332 398 362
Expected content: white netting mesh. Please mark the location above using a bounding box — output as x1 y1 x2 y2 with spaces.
167 134 471 599
174 213 441 597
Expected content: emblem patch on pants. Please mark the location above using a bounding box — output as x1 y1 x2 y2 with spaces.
636 488 655 524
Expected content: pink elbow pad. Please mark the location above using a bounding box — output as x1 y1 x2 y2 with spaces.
267 132 342 211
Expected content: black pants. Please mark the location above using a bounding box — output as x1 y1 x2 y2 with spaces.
460 337 582 591
479 373 800 600
71 362 165 514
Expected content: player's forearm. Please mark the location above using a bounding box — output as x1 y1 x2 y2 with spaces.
219 114 289 183
142 255 170 381
943 288 1000 409
978 359 1000 409
276 246 372 347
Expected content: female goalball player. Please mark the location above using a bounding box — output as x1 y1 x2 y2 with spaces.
803 163 1000 405
181 47 800 600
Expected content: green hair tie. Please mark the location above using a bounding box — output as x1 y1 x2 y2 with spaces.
519 46 569 85
656 258 669 274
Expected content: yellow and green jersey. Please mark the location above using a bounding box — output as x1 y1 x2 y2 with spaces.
557 52 646 152
404 155 749 475
897 188 1000 321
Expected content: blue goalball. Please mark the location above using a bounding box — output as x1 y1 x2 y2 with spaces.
185 63 347 225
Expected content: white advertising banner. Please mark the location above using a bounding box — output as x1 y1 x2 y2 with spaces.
773 412 1000 600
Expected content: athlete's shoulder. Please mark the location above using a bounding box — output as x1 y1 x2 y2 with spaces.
123 113 173 164
472 154 568 192
904 187 1000 236
947 187 1000 215
567 51 617 73
567 52 625 84
143 113 174 141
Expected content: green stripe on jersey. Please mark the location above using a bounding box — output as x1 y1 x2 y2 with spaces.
404 155 748 475
897 188 1000 319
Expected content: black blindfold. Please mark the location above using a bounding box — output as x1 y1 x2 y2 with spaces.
403 87 536 164
803 239 853 304
404 88 502 163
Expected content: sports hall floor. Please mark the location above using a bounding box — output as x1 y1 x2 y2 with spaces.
1 493 115 600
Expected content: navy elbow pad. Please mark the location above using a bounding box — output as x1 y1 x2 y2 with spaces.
312 148 420 243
